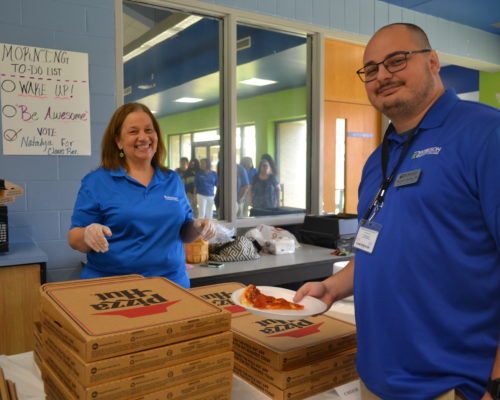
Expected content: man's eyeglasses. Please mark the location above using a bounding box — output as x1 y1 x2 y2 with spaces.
356 49 431 83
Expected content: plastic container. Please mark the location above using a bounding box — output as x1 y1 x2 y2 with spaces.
184 239 209 263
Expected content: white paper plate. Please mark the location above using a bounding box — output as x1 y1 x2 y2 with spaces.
231 286 327 320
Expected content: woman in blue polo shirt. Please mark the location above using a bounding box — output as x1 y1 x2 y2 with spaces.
68 103 215 288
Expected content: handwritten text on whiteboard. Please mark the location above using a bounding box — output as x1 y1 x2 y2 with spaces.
0 43 91 156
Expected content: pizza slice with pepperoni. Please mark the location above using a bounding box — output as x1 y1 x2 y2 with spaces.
240 285 304 310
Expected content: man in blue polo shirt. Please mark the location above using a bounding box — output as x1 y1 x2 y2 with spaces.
236 163 250 217
295 23 500 399
195 158 218 219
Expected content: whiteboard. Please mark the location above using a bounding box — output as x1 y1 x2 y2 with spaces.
0 43 91 156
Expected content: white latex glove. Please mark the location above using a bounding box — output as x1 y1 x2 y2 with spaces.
84 223 112 253
193 219 216 241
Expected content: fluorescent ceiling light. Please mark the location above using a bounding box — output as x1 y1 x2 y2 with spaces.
174 97 203 103
137 84 156 90
240 78 277 86
124 15 202 62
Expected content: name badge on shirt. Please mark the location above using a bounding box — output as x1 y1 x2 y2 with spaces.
353 220 382 254
394 169 421 187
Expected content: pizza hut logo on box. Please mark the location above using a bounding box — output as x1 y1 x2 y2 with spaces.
90 288 181 318
255 319 324 338
201 291 246 313
201 291 233 306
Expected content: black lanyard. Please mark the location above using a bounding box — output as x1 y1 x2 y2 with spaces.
362 125 417 221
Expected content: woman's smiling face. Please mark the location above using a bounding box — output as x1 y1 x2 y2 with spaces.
116 111 158 166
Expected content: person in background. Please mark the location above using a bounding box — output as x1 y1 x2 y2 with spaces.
240 157 258 217
213 155 251 219
194 158 218 219
236 163 250 218
185 158 199 217
214 156 223 217
261 153 278 177
175 157 189 175
68 103 215 288
241 157 258 181
250 158 281 210
295 23 500 400
175 157 189 199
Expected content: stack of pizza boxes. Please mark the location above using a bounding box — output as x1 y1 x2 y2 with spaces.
190 282 358 400
38 275 233 400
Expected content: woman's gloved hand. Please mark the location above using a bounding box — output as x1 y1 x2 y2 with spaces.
84 223 112 253
194 219 216 241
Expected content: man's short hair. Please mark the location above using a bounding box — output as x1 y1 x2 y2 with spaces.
377 23 432 49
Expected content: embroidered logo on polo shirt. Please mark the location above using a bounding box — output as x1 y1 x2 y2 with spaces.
411 146 442 159
164 195 179 201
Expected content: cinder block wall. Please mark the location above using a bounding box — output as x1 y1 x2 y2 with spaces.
0 0 117 281
198 0 500 68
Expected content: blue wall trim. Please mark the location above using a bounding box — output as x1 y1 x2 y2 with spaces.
440 65 479 94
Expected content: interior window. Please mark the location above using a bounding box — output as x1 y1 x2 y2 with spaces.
123 1 222 219
235 24 309 219
122 2 311 223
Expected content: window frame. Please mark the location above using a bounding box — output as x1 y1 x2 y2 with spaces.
119 0 327 227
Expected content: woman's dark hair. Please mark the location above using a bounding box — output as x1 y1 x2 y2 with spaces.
260 154 277 176
189 158 200 172
100 103 167 171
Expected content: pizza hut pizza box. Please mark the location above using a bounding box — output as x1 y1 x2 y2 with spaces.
231 313 356 370
234 347 356 389
189 282 250 316
234 360 358 400
33 322 44 358
42 351 233 400
40 277 231 361
34 347 43 371
36 275 144 342
43 359 233 400
43 327 233 386
40 274 144 293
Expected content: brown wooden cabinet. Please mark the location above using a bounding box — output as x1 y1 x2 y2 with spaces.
0 239 46 356
0 263 41 355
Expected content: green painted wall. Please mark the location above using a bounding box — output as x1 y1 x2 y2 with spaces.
479 71 500 109
158 87 307 161
158 105 220 135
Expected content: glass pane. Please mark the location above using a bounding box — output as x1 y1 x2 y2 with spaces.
242 125 256 163
181 133 191 159
209 145 219 171
277 120 307 208
169 135 181 169
335 118 346 214
236 127 242 164
236 24 308 218
123 2 222 219
193 130 220 142
194 146 207 160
